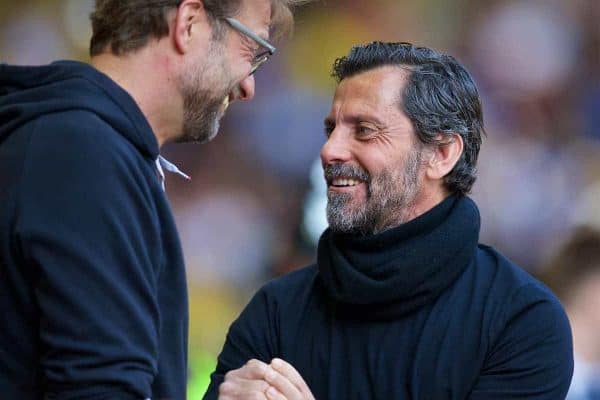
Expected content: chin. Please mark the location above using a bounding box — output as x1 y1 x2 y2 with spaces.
201 106 227 142
203 120 221 143
178 107 223 144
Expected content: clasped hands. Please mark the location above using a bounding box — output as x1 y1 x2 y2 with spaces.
218 358 315 400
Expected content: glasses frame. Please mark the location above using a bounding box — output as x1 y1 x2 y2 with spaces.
224 17 277 75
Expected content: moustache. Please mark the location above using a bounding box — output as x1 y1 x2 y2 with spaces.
323 163 370 183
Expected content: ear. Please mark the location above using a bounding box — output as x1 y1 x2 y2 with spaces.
424 133 464 181
172 0 211 55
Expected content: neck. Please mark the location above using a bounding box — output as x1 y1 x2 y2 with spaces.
91 46 183 148
406 188 448 222
375 186 448 234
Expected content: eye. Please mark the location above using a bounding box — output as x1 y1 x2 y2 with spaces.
356 123 376 137
254 49 270 61
324 124 334 138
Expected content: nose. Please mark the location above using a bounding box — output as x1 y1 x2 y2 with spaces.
320 129 352 167
236 74 255 101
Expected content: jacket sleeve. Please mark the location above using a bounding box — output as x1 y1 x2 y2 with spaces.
15 114 162 399
203 286 279 400
469 283 574 399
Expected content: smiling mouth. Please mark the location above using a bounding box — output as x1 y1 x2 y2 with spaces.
330 178 363 187
324 163 369 190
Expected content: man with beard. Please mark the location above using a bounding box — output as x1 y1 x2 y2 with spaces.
205 42 574 400
0 0 306 399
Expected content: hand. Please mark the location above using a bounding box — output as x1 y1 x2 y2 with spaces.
262 358 316 400
218 359 271 400
218 358 316 400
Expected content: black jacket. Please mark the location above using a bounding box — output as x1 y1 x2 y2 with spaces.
0 61 188 399
205 196 573 399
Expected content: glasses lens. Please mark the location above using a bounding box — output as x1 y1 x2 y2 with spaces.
250 52 270 75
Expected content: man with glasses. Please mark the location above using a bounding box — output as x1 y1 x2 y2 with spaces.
0 0 305 399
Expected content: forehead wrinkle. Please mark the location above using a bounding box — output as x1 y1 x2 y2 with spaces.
344 106 384 126
330 92 390 128
238 0 272 40
257 0 273 39
329 68 414 134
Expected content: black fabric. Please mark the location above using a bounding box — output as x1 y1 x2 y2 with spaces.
0 61 159 158
318 195 479 319
0 61 187 399
205 197 573 400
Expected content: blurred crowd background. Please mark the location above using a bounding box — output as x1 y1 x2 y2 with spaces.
2 0 600 397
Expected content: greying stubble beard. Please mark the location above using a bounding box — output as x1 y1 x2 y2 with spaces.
326 147 423 236
176 39 231 144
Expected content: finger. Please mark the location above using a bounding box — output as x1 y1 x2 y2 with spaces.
225 359 269 381
219 379 270 399
270 358 314 397
220 378 270 394
264 365 302 400
265 385 287 400
219 393 267 400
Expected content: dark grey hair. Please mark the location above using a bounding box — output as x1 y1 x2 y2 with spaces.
332 41 485 195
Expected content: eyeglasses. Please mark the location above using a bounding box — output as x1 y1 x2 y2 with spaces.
224 17 277 75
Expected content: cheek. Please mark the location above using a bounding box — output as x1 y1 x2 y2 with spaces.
206 40 234 74
355 152 388 182
220 39 253 78
356 136 405 166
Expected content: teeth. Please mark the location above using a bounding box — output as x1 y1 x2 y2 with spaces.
222 96 230 110
332 178 360 187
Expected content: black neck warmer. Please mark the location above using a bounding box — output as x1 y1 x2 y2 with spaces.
317 195 481 320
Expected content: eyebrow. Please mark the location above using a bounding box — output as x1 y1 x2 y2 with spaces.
225 17 273 51
324 114 384 127
252 29 269 43
258 31 270 42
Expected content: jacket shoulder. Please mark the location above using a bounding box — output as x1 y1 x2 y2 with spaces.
263 265 319 293
260 265 320 306
476 244 558 298
25 109 128 149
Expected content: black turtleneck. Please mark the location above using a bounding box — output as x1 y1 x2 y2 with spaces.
205 196 573 400
318 195 479 319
